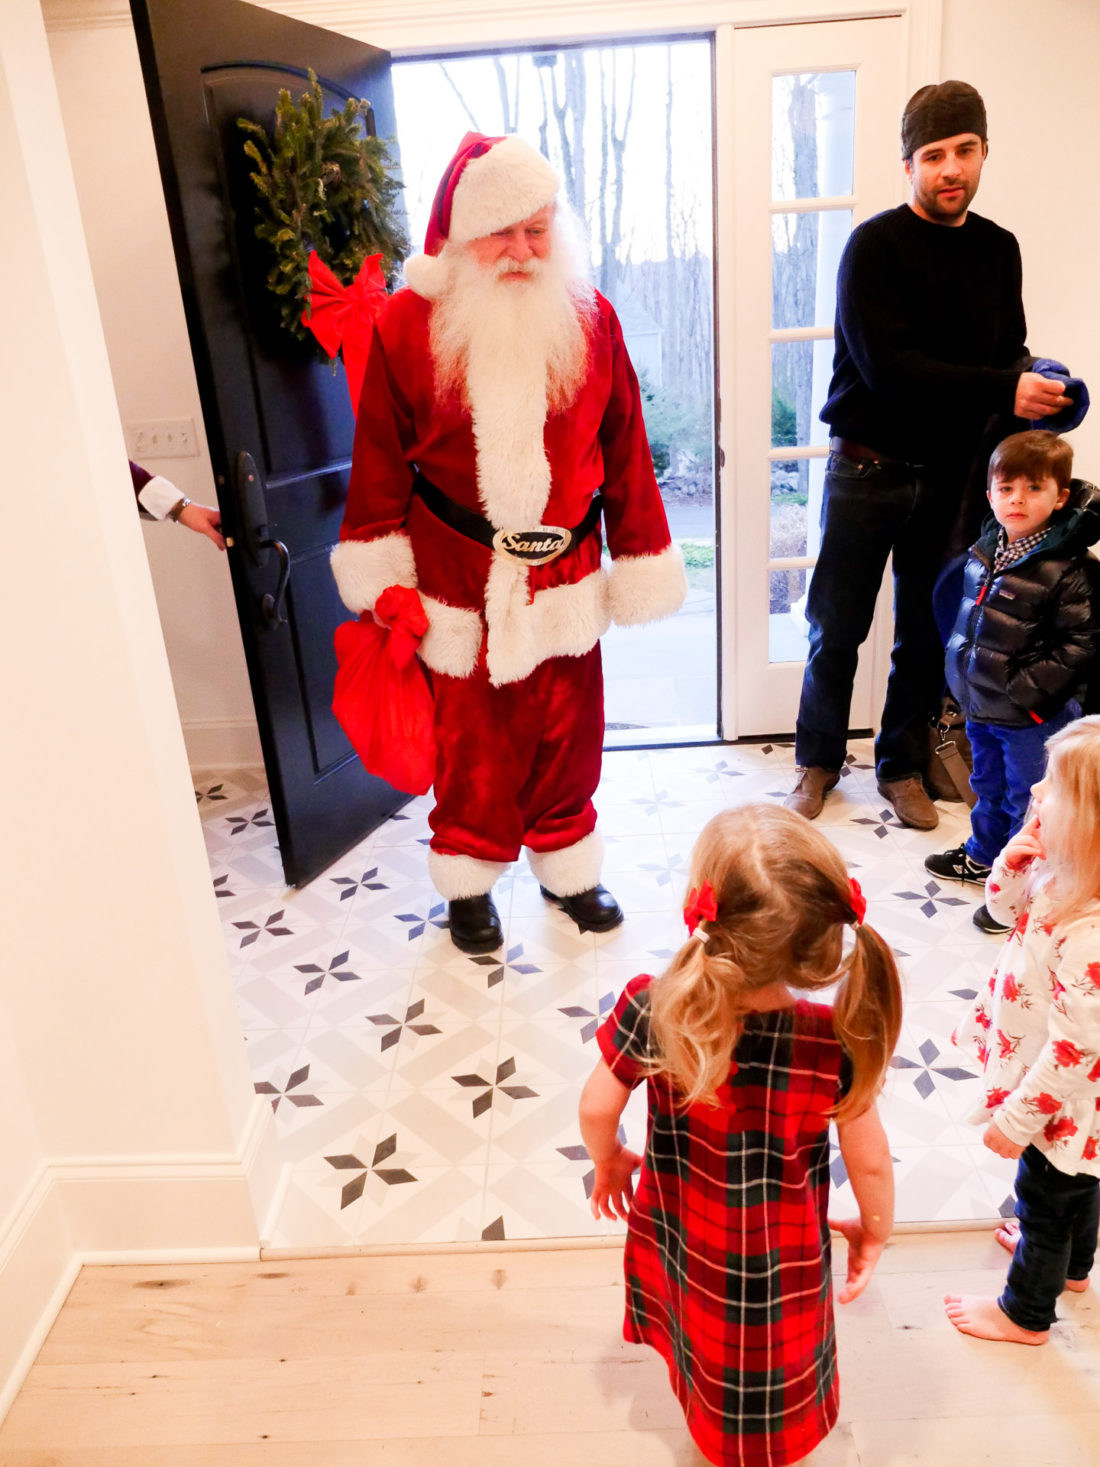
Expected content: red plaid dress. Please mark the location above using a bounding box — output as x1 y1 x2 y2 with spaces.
597 975 849 1467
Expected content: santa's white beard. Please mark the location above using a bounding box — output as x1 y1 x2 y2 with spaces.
430 245 595 528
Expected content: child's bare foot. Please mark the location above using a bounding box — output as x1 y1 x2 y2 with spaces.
994 1219 1019 1255
944 1294 1048 1344
993 1221 1090 1291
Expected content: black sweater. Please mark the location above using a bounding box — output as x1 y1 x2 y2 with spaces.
944 480 1100 727
822 205 1027 476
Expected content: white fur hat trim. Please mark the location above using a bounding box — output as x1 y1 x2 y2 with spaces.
449 136 560 245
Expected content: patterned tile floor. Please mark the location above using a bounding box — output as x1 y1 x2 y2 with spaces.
197 738 1018 1251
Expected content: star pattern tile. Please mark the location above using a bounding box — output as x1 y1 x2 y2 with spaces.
199 738 1007 1249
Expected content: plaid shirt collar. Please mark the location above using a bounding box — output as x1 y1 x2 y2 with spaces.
993 525 1048 575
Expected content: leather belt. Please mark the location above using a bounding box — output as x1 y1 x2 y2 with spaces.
413 473 603 567
829 436 915 467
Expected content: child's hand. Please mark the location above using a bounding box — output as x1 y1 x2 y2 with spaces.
1001 815 1043 871
828 1216 886 1304
982 1119 1026 1159
590 1145 642 1221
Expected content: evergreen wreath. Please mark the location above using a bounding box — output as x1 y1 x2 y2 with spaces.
238 70 409 345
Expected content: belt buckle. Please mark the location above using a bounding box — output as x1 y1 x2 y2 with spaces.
492 525 573 566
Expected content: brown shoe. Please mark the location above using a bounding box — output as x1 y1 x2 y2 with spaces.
784 766 840 820
877 777 939 831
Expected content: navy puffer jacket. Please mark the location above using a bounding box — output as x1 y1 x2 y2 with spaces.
945 478 1100 726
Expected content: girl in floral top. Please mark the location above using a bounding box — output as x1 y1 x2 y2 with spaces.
578 805 902 1467
947 715 1100 1345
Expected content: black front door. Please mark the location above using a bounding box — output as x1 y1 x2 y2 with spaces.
131 0 409 886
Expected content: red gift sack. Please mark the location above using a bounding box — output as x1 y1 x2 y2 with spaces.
332 584 436 795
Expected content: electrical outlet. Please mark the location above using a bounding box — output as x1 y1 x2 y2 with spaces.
126 418 199 460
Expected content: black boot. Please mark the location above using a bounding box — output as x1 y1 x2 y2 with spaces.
447 894 503 954
539 884 623 934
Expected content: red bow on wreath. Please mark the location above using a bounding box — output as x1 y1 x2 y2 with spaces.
848 876 867 926
301 250 388 413
684 881 718 935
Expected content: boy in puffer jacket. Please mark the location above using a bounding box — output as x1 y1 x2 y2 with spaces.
925 431 1100 932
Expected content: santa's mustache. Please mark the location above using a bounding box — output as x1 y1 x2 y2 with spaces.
495 257 540 277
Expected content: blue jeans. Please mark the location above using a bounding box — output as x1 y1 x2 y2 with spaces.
1000 1146 1099 1332
965 710 1075 867
795 453 956 781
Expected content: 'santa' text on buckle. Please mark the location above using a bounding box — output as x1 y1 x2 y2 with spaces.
492 526 573 566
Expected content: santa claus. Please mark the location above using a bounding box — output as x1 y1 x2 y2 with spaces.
332 132 686 954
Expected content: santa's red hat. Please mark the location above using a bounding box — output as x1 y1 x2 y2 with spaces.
404 132 560 299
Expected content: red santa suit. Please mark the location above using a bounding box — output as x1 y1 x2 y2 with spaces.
331 135 685 901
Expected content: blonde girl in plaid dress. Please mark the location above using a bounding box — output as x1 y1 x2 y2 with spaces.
579 804 903 1467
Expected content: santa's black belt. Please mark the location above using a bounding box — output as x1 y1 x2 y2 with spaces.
413 473 603 567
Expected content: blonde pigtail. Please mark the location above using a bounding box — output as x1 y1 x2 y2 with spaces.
649 933 746 1108
831 921 903 1121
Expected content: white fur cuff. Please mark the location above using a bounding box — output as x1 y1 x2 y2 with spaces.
419 596 482 679
428 850 508 900
527 830 604 897
607 543 687 626
330 533 416 614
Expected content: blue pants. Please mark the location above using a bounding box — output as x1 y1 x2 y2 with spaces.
965 709 1075 867
1000 1146 1099 1332
795 452 956 782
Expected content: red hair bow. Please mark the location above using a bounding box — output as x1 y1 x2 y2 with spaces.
848 876 867 926
684 881 718 935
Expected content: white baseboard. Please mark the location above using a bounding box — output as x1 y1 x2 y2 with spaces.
0 1098 281 1426
181 716 264 770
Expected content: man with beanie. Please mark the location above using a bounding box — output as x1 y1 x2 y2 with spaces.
786 81 1069 828
332 133 686 954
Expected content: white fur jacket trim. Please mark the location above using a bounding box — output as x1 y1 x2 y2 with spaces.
331 539 686 687
607 543 688 626
330 533 416 613
483 561 610 687
415 569 610 686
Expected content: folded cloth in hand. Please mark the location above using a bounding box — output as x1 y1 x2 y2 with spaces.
1029 357 1090 432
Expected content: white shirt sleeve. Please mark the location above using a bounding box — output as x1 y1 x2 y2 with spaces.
137 474 184 520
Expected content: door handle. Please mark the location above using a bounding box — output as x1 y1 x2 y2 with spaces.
235 449 271 568
234 451 290 627
259 539 291 628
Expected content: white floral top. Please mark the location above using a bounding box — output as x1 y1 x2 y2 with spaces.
952 854 1100 1177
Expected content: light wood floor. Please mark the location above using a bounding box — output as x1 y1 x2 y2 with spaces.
2 1230 1098 1465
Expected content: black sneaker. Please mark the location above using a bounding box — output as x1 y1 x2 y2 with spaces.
924 844 991 887
973 904 1011 935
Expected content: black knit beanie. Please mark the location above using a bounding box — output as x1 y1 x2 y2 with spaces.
901 80 987 158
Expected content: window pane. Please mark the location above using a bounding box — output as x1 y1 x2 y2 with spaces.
769 568 809 662
771 72 856 201
772 209 852 329
771 339 834 449
770 459 808 559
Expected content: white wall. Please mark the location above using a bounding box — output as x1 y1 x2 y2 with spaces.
941 0 1100 474
1 0 281 1421
47 22 261 770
